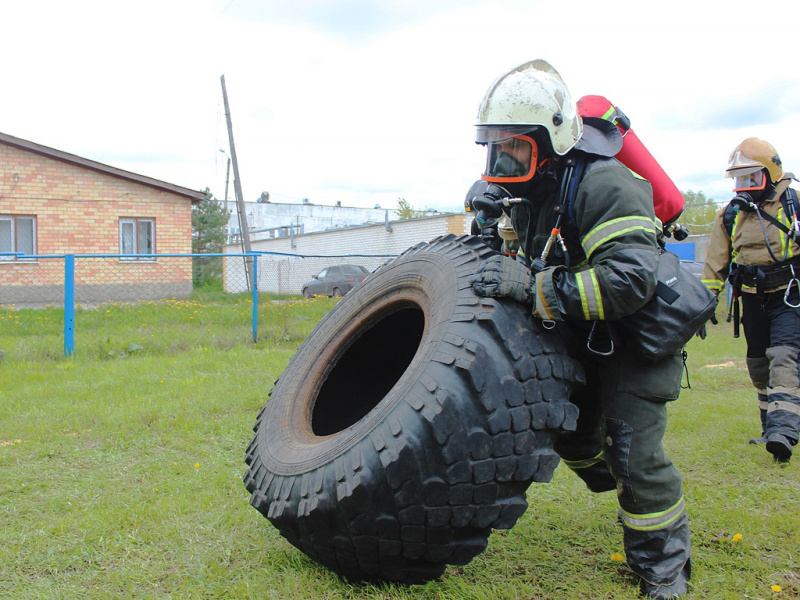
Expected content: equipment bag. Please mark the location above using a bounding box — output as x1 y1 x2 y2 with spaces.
609 250 717 362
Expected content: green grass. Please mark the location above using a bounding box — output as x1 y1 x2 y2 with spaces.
1 304 799 599
0 293 337 361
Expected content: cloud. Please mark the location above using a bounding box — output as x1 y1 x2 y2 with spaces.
659 79 800 131
1 0 799 214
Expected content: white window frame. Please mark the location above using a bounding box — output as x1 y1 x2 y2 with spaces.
0 215 37 260
119 218 156 261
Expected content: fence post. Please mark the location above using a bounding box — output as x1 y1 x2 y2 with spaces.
251 253 258 343
64 254 75 356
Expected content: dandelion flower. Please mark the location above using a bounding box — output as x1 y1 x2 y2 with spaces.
194 463 200 469
610 553 625 562
771 584 782 593
732 533 743 543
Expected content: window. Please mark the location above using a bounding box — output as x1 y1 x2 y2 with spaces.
119 218 155 258
0 215 36 257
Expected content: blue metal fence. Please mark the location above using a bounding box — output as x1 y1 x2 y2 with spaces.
1 251 393 357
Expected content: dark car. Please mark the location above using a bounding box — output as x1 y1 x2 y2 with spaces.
680 260 704 279
301 264 370 298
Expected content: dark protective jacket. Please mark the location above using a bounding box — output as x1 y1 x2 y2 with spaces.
512 154 661 322
702 179 800 295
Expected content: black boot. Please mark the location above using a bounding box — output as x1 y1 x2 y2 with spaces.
639 561 690 599
622 510 691 599
766 433 792 463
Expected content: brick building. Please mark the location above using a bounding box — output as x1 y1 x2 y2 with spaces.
0 131 206 305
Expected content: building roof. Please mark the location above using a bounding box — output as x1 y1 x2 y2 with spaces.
0 131 207 203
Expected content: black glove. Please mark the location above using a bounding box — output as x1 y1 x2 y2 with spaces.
470 255 534 305
709 292 719 325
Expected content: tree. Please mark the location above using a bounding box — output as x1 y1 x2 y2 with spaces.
395 198 425 220
679 190 719 233
191 191 231 287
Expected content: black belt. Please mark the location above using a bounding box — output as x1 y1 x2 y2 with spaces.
731 257 800 292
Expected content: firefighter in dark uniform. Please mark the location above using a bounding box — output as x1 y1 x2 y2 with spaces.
468 60 691 599
702 138 800 463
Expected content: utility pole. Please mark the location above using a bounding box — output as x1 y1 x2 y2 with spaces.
220 74 253 291
220 150 231 213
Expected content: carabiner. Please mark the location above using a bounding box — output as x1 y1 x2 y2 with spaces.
586 321 615 357
784 265 800 308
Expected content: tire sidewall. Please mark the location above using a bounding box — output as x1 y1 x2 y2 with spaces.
259 251 463 475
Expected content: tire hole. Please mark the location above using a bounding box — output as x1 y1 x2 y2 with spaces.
312 306 425 436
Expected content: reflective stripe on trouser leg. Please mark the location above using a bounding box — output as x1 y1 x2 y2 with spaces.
765 345 800 443
560 450 617 493
622 501 691 587
620 496 686 531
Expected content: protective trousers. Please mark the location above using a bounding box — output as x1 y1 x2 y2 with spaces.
554 347 691 591
741 287 800 456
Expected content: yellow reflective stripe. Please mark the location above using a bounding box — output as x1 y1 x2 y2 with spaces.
562 450 605 470
702 278 724 291
572 258 589 269
777 206 796 258
575 272 590 320
582 216 656 258
535 273 555 320
730 212 740 262
629 168 648 182
620 496 685 531
600 106 616 121
778 207 788 257
576 269 604 320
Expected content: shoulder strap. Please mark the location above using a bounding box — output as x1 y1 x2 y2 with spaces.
722 202 737 239
558 154 591 226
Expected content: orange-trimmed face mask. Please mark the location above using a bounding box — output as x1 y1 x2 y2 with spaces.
481 134 538 183
732 168 767 193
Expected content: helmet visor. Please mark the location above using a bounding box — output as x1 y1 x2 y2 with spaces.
480 134 538 183
727 149 761 174
733 169 766 192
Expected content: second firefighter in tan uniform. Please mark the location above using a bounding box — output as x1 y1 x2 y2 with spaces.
702 137 800 463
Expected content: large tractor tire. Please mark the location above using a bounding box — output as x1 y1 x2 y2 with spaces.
244 234 583 583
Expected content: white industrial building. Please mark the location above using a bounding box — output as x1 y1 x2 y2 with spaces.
223 212 472 295
225 197 439 244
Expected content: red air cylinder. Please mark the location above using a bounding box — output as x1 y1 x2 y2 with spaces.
577 95 684 225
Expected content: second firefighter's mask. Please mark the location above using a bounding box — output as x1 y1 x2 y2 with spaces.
731 168 767 193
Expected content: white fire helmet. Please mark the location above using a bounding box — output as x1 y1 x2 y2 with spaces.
476 59 582 187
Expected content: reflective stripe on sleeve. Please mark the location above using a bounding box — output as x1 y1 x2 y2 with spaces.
533 272 556 320
576 269 605 320
702 278 724 292
582 216 657 259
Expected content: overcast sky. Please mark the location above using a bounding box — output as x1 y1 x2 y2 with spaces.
2 0 799 215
